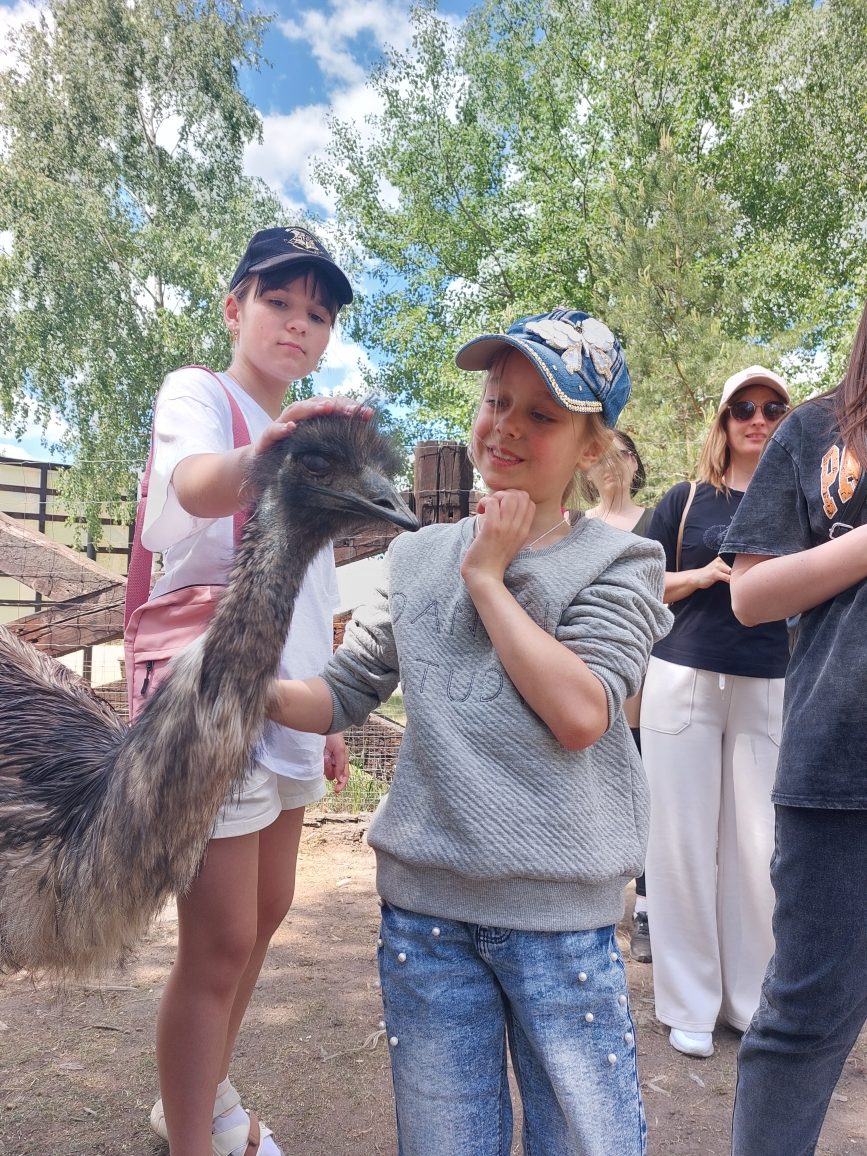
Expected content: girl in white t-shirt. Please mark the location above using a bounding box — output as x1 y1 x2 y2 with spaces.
143 227 361 1156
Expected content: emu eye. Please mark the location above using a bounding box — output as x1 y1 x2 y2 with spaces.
299 452 332 477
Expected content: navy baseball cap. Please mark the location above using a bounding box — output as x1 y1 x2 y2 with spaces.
229 226 353 305
455 308 631 427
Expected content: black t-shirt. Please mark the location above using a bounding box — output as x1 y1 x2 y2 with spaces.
648 481 789 679
722 398 867 808
631 506 655 538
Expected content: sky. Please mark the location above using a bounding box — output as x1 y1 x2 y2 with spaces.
0 0 472 461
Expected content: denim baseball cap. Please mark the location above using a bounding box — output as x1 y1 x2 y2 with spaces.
229 226 353 305
455 308 631 427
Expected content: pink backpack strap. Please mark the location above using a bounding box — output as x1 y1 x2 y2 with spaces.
124 367 252 628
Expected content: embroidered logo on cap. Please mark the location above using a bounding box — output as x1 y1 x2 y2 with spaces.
524 315 617 381
285 228 324 255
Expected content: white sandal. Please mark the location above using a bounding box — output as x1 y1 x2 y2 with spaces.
150 1084 281 1154
212 1110 274 1156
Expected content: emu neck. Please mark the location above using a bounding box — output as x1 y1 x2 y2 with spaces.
199 503 334 711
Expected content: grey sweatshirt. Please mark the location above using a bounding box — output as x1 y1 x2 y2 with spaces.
324 515 672 932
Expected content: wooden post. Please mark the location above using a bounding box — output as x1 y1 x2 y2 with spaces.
413 441 472 527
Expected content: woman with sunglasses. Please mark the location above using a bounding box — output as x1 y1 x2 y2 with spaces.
584 432 655 964
639 367 791 1058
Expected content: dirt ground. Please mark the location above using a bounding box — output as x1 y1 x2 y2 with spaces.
1 816 864 1156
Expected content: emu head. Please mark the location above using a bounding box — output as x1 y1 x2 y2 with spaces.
247 412 419 538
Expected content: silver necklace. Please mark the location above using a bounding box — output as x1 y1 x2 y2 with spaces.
473 514 568 550
524 517 568 550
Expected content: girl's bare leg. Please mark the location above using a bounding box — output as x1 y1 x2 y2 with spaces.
219 806 305 1076
157 831 260 1156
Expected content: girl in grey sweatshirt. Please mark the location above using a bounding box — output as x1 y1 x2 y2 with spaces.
271 308 672 1156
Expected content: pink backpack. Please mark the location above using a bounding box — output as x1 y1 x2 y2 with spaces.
123 368 250 719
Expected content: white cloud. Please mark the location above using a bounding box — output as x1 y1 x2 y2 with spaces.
279 1 416 87
249 74 392 210
319 326 376 396
0 402 71 463
0 229 12 255
253 2 463 211
245 105 333 210
246 73 394 213
0 1 44 72
0 441 37 460
245 2 469 215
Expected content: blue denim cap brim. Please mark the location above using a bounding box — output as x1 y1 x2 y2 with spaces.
455 309 631 428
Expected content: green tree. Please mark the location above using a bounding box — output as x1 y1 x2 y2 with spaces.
318 0 867 494
0 0 285 534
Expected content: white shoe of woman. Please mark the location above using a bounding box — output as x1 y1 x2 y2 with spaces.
669 1028 714 1057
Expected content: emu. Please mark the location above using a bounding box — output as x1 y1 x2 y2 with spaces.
0 413 417 978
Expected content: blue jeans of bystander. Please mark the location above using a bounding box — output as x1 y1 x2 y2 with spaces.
378 902 646 1156
732 805 867 1156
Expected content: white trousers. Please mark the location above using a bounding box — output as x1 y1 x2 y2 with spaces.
640 657 782 1033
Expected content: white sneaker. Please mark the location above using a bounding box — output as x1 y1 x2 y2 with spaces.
669 1028 714 1057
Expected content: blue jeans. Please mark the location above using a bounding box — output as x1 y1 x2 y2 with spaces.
732 806 867 1156
378 902 646 1156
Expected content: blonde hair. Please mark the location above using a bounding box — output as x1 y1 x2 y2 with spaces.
473 349 613 505
577 430 646 506
694 410 731 493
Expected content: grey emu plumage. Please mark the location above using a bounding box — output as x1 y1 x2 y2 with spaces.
0 413 417 978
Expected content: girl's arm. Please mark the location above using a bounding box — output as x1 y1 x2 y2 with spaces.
324 733 350 794
663 558 731 603
645 482 730 604
269 570 400 735
461 491 609 751
172 444 255 519
730 523 867 625
173 396 369 518
268 675 335 733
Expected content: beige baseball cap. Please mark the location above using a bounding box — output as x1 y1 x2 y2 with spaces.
718 365 790 412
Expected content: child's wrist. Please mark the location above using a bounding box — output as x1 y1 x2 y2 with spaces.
461 566 506 600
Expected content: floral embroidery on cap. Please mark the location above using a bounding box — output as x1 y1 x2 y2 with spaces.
525 315 617 382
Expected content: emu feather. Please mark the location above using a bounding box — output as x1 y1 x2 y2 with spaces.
0 414 417 978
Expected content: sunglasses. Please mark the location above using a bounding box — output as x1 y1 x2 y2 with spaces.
727 400 790 424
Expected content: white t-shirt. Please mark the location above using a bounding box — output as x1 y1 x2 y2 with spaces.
141 366 339 780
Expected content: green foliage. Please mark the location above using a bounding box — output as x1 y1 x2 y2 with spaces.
322 764 390 814
0 0 287 535
317 0 867 493
375 690 407 727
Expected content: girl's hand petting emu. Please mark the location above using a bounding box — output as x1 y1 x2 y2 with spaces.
254 395 373 457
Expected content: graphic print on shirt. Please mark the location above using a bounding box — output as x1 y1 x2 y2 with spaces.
702 524 732 553
821 443 861 520
392 581 563 708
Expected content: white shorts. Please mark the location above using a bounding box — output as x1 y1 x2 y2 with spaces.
211 760 326 839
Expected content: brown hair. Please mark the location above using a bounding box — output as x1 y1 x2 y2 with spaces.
835 300 867 469
473 349 613 505
230 264 340 323
695 410 731 493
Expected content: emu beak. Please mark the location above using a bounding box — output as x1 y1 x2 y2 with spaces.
353 468 419 531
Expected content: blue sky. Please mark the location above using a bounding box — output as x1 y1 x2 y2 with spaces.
0 0 472 460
